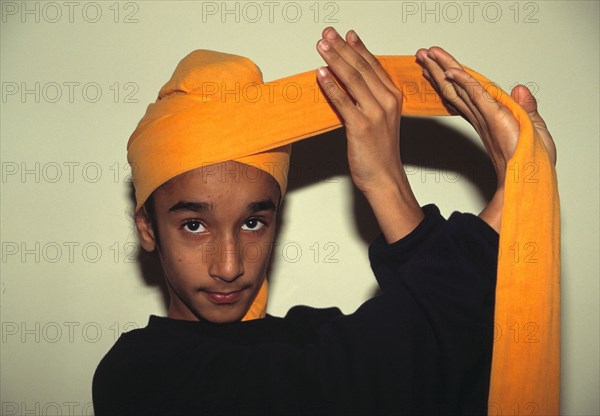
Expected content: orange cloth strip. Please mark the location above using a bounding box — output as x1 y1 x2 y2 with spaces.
483 84 561 416
128 53 458 212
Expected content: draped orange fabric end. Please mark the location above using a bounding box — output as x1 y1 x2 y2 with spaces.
128 50 560 413
486 87 561 416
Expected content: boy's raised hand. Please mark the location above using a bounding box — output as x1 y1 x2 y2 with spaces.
415 46 556 231
316 27 423 243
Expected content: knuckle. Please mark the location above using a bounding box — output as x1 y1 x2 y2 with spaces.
381 92 399 113
355 57 372 75
322 81 339 97
392 89 404 105
438 82 456 99
383 99 398 115
326 50 342 65
348 68 364 84
322 82 345 106
370 107 386 124
370 57 383 69
338 41 352 54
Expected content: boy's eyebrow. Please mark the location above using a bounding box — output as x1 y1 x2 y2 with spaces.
247 200 276 213
168 201 211 213
168 200 276 214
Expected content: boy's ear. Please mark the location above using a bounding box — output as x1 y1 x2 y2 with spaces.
135 208 157 252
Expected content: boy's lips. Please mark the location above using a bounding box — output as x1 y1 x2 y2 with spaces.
205 290 243 304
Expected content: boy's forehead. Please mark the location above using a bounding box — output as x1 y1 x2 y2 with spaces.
156 161 280 201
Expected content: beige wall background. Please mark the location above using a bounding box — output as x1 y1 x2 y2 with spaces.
1 1 598 415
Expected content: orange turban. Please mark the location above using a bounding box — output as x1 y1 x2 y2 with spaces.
128 49 559 415
127 50 467 211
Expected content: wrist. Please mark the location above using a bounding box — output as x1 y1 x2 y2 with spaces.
361 177 424 243
478 187 504 233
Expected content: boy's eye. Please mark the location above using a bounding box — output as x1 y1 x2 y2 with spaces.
183 220 206 234
242 218 265 231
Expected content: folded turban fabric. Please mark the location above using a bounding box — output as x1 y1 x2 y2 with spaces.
127 50 560 415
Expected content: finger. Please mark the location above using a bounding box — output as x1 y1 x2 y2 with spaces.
511 85 557 165
317 37 378 112
416 48 480 125
444 66 505 117
423 47 491 130
446 66 520 162
344 30 404 104
319 28 393 113
445 66 513 134
324 27 392 96
427 46 506 119
511 84 547 132
316 65 366 127
421 67 461 116
511 84 538 113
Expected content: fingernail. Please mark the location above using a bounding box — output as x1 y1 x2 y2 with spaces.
317 66 328 77
416 51 427 63
319 39 330 51
427 50 436 60
444 70 454 80
348 30 359 43
325 27 337 40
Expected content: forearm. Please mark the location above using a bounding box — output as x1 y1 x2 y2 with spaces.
361 170 424 244
314 28 423 243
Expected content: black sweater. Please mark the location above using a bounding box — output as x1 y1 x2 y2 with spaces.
93 205 499 415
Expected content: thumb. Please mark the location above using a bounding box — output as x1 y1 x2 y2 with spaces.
511 84 538 113
511 84 548 130
510 84 557 165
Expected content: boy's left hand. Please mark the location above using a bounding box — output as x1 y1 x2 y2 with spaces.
415 46 556 231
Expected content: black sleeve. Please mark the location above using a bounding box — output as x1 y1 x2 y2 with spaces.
310 204 499 415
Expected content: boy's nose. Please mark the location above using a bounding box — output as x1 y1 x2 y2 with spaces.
208 239 244 283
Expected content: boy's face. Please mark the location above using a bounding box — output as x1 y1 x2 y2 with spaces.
136 161 280 323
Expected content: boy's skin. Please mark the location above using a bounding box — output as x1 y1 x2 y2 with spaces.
135 27 556 324
136 164 280 324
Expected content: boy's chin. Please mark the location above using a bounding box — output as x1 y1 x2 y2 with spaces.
196 305 249 324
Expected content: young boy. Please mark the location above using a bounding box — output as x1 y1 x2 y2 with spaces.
93 27 556 415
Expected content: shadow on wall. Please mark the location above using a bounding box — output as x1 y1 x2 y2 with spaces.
284 117 497 242
129 117 497 311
